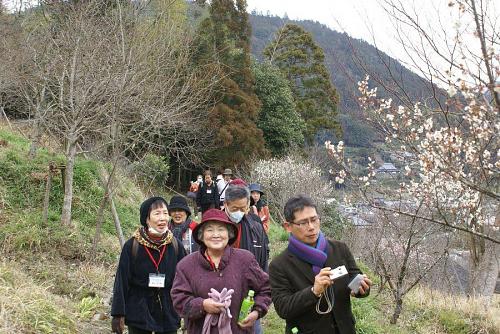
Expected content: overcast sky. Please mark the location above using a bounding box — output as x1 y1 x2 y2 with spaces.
5 0 498 77
245 0 499 80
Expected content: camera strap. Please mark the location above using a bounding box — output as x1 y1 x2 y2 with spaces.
315 285 334 314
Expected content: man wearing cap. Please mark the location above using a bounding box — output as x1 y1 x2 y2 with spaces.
111 197 186 334
217 168 233 208
196 170 220 214
168 195 199 254
171 209 271 334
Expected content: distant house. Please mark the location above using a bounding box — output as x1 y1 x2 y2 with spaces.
376 162 399 174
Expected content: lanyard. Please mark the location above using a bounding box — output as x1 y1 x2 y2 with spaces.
144 245 167 272
205 250 217 271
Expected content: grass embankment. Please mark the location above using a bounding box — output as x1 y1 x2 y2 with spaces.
0 125 498 333
0 125 143 333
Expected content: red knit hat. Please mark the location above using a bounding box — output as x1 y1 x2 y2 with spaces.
229 178 248 187
192 209 239 246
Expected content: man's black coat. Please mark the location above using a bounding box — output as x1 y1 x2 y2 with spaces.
269 239 367 334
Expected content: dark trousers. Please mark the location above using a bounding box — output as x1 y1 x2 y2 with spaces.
128 326 177 334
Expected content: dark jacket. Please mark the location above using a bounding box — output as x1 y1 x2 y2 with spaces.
111 236 186 332
171 246 272 334
239 213 269 272
269 239 366 334
169 217 199 254
196 182 220 212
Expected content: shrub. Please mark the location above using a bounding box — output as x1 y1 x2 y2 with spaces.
129 153 170 192
247 154 334 220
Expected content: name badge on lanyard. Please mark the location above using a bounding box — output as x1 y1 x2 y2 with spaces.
149 273 166 288
207 189 212 194
143 244 167 288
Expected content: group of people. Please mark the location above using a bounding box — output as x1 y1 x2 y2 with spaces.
111 176 372 334
187 169 270 234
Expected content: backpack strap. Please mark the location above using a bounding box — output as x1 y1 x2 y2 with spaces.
171 237 179 258
132 237 139 264
219 182 229 196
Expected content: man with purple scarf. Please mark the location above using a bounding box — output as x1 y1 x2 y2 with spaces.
269 195 372 334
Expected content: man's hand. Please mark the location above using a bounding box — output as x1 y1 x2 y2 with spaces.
312 267 334 296
238 310 259 328
111 316 124 334
351 274 373 296
203 298 225 314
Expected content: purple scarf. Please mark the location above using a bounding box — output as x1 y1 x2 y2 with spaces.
288 232 328 275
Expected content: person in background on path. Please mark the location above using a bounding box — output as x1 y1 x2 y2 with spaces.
168 195 199 254
249 183 270 234
111 197 186 334
187 177 201 218
223 179 269 334
196 170 220 215
269 195 372 334
217 168 233 209
171 209 272 334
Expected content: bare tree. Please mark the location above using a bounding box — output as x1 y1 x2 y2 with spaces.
14 0 222 231
88 0 222 247
357 201 451 323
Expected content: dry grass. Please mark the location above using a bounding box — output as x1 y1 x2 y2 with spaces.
403 286 500 334
0 258 117 334
0 261 76 333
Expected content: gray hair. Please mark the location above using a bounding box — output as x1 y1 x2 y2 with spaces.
197 222 236 243
224 184 250 203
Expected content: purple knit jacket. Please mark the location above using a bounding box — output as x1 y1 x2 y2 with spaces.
171 246 271 334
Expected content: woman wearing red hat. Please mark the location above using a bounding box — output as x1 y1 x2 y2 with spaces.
171 209 271 333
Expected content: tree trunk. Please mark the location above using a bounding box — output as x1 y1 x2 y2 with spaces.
0 106 12 130
42 166 52 226
468 240 499 299
28 119 42 159
110 194 125 248
60 139 77 226
93 165 117 249
92 191 109 250
390 295 403 324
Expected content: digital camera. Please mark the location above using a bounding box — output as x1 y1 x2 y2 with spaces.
329 265 348 280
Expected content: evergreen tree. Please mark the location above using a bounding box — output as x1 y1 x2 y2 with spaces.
194 0 267 167
253 62 305 156
263 23 342 143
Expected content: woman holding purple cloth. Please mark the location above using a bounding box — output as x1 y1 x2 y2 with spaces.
171 209 271 333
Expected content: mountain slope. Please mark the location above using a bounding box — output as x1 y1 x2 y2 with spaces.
250 14 443 146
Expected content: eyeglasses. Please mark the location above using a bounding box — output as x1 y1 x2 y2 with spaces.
290 216 320 229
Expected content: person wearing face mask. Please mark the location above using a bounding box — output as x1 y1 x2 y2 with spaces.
223 180 270 334
223 179 269 272
111 197 186 334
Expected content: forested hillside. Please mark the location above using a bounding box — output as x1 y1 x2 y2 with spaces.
249 14 445 147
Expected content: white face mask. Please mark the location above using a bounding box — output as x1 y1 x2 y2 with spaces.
227 210 245 223
197 178 203 183
148 226 164 236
